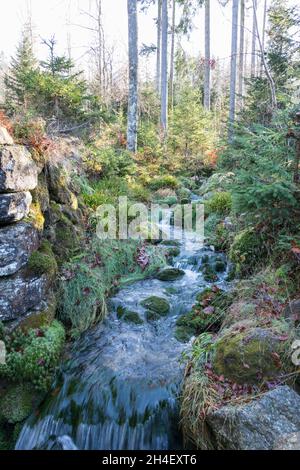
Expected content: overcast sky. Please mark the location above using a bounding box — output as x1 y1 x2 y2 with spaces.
0 0 282 78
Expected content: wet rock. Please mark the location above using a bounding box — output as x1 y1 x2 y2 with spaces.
156 268 185 282
0 145 38 193
273 432 300 450
0 126 14 145
207 386 300 450
0 222 39 277
0 191 32 225
141 296 170 315
0 270 49 322
117 306 143 325
212 323 293 384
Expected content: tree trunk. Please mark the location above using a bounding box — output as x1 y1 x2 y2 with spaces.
204 0 211 110
238 0 245 108
160 0 168 136
169 0 176 111
156 0 162 95
228 0 239 142
251 0 257 77
127 0 138 152
252 0 277 109
260 0 268 76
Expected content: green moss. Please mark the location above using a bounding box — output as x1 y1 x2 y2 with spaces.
212 323 294 384
0 383 39 424
156 268 185 281
229 228 266 277
0 321 66 393
140 296 170 315
117 307 143 325
202 265 218 283
145 310 162 322
205 192 232 216
166 246 181 258
175 326 195 343
26 202 45 231
28 240 58 277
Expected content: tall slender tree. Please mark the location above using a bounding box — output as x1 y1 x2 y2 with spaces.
169 0 176 111
127 0 138 152
228 0 239 141
203 0 211 110
251 0 257 77
160 0 168 135
238 0 245 108
156 0 162 95
260 0 268 76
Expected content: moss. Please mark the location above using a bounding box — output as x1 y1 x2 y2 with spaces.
214 260 226 272
212 322 294 384
229 228 266 277
0 321 66 393
166 246 181 258
202 265 218 283
205 192 232 216
18 295 57 332
0 427 11 450
26 202 45 231
0 383 39 424
145 310 162 322
175 326 196 343
156 268 185 281
140 296 170 315
28 240 58 277
117 307 143 325
31 172 50 213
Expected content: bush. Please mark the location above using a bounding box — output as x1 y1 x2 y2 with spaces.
147 175 179 191
0 321 65 392
229 228 267 277
205 192 232 216
84 146 135 178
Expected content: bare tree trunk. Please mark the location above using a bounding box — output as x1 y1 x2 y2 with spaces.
160 0 168 136
238 0 245 108
228 0 239 142
156 0 162 95
204 0 211 110
169 0 176 111
252 0 277 109
251 0 257 77
260 0 268 76
127 0 138 152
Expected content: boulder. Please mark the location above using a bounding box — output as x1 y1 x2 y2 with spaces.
47 163 78 208
207 386 300 450
0 145 38 193
0 222 39 277
0 270 49 322
0 127 14 145
156 268 185 281
212 323 293 384
141 296 170 315
0 191 32 225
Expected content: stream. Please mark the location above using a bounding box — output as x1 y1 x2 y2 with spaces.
16 205 229 451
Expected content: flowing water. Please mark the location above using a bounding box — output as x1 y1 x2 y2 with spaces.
16 208 229 451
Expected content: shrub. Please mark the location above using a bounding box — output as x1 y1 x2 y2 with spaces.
229 228 267 277
147 175 179 191
0 321 65 392
205 192 232 216
84 146 135 178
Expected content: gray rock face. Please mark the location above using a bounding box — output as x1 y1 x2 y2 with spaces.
0 126 14 145
0 145 38 192
273 432 300 450
207 386 300 450
0 223 39 277
0 191 32 225
0 270 49 322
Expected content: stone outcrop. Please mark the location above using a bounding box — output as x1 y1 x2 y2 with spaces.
0 223 39 277
0 144 38 193
0 127 14 145
0 191 32 225
207 386 300 450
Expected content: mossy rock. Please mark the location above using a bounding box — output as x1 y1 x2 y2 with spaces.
31 172 50 213
212 323 294 384
214 260 226 273
117 306 143 325
202 265 218 283
145 310 162 322
17 295 57 332
140 296 170 315
28 240 58 277
26 202 45 231
156 268 185 282
47 164 78 209
229 228 266 277
0 383 40 424
174 326 195 343
166 247 181 258
160 240 181 247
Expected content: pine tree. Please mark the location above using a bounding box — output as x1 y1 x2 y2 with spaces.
4 28 37 113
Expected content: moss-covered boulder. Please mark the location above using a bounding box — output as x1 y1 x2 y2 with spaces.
175 287 231 343
156 268 185 281
202 265 218 283
165 246 181 258
47 164 78 209
229 228 266 277
212 322 294 384
116 306 143 325
140 296 170 315
0 383 40 424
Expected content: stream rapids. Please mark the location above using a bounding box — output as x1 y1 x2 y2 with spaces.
16 207 229 450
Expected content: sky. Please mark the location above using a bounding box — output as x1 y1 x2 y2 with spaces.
0 0 279 79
